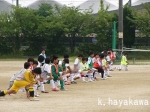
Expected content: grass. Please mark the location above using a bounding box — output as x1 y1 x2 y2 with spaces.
0 58 27 61
0 57 150 65
0 56 77 62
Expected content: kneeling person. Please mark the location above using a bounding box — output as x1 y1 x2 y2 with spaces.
51 55 66 91
80 57 93 82
0 67 42 101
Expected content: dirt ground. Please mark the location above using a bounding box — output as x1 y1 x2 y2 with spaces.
0 61 150 112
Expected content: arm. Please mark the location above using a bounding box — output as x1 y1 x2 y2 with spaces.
74 64 77 71
125 57 129 64
74 58 79 72
58 61 63 71
67 66 72 73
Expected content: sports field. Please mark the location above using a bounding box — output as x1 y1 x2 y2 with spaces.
0 61 150 112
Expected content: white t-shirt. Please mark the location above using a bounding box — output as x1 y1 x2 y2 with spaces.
124 56 127 62
92 57 96 63
42 64 51 74
15 68 27 81
37 61 41 67
41 64 51 80
93 58 101 66
58 60 62 65
88 57 93 64
106 55 111 62
74 58 80 70
101 59 105 67
65 63 69 67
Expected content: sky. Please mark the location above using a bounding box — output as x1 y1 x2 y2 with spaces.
4 0 140 7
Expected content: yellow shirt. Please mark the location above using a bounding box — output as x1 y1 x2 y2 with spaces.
121 55 127 65
80 62 89 72
104 59 107 67
24 70 36 84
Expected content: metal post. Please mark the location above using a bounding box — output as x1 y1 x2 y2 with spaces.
128 0 132 6
118 0 123 53
112 21 116 50
16 0 19 6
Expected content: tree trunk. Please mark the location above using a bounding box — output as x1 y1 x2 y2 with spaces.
69 34 76 53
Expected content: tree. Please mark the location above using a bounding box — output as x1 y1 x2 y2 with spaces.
12 6 43 55
94 0 117 50
36 4 67 55
0 11 21 54
134 3 150 37
123 4 135 48
54 5 94 53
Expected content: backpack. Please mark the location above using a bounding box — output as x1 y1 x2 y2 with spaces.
93 61 100 68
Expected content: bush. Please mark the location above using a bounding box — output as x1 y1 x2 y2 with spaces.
78 43 103 56
0 42 13 56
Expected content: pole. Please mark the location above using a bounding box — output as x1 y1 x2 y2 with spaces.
128 0 132 6
112 21 116 50
118 0 123 53
16 0 19 6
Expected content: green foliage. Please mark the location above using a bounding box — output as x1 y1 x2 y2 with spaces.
53 5 94 53
2 1 149 57
135 3 150 37
123 5 135 47
94 0 118 50
78 43 103 55
0 39 12 55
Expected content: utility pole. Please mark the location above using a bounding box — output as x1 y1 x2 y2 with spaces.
118 0 123 53
128 0 132 6
16 0 19 6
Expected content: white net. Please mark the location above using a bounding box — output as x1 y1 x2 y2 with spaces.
113 48 150 65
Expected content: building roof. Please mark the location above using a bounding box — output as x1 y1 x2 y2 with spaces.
27 0 62 9
0 0 150 13
0 0 12 13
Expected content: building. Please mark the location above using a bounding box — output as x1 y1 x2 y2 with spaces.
0 0 150 13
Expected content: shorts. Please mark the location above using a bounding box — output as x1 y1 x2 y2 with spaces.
9 80 31 93
41 72 48 80
92 68 97 71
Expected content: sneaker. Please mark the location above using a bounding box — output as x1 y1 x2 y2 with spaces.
71 81 77 84
107 75 112 77
94 77 98 81
0 91 5 97
109 69 114 71
30 97 39 101
41 91 49 93
65 82 71 85
82 80 87 83
52 88 59 91
88 80 94 82
101 77 106 80
34 94 39 97
60 88 67 91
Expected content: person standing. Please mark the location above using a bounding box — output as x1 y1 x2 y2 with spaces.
39 49 46 66
119 53 129 71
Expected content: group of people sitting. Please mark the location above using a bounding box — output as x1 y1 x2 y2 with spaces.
0 49 128 101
